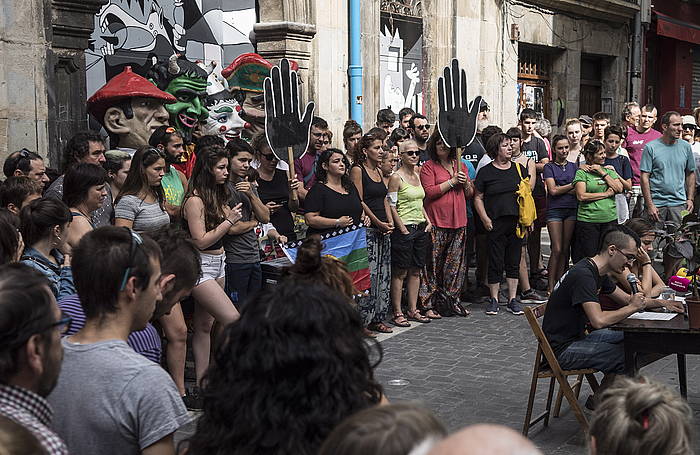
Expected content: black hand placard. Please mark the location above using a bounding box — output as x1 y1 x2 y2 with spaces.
263 58 315 165
437 59 483 149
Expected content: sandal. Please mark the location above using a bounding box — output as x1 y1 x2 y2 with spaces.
368 322 394 333
424 309 442 319
407 310 431 323
391 312 411 327
363 328 377 338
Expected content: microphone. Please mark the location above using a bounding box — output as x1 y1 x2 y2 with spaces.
627 273 640 294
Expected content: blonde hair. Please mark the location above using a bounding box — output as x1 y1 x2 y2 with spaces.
590 376 693 455
565 118 581 130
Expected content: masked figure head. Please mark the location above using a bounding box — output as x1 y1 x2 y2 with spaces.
221 53 300 141
147 55 209 143
202 91 249 143
87 66 176 150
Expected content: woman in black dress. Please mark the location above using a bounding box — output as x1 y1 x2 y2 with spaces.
252 133 301 243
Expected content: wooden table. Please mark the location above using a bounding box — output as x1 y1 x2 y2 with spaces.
611 315 700 398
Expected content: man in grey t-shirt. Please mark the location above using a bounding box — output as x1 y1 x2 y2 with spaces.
48 227 190 455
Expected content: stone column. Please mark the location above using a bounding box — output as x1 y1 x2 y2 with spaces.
48 0 108 168
253 21 317 102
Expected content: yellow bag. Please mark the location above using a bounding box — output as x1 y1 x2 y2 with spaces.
515 163 537 238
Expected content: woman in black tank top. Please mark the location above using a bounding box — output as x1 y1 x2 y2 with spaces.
350 131 394 335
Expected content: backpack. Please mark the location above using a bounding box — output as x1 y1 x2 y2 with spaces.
515 163 537 238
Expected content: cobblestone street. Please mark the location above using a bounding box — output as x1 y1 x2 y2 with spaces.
374 301 700 454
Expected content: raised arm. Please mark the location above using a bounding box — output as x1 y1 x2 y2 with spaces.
183 197 241 250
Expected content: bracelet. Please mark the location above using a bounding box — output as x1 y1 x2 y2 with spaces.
447 180 454 188
335 218 340 227
226 218 234 227
641 261 652 267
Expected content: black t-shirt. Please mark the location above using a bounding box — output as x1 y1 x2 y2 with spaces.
418 146 429 166
304 182 363 236
256 169 295 239
521 136 549 197
462 134 486 169
474 162 525 220
542 259 617 356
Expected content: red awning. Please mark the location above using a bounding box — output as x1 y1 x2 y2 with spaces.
656 11 700 45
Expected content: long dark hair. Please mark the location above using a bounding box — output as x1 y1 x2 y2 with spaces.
426 129 457 161
351 131 384 165
115 146 166 209
0 209 20 265
182 145 231 230
62 163 107 208
315 148 353 192
186 281 383 455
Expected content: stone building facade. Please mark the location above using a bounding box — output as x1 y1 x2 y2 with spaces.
0 0 640 165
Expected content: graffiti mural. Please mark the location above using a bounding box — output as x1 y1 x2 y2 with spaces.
86 0 256 100
379 8 424 115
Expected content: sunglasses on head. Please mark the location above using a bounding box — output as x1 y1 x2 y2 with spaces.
119 228 144 291
401 150 420 157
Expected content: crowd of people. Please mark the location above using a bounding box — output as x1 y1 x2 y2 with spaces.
1 99 699 454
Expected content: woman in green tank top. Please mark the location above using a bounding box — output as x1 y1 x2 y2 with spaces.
387 139 433 326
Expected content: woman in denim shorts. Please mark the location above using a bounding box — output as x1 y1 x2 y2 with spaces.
182 145 242 388
543 135 579 293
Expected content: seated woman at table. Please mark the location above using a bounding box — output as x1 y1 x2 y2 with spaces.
589 376 692 455
600 218 669 311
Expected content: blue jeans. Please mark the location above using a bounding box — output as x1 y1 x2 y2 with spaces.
225 262 262 310
557 329 625 374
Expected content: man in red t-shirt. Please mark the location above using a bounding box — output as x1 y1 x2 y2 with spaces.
626 104 662 216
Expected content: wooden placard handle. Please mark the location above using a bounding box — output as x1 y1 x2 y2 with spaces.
288 146 298 203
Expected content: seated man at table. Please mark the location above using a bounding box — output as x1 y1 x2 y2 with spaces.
543 226 683 379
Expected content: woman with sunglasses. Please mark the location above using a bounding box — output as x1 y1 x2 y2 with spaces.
251 132 300 243
114 147 170 233
63 163 108 249
388 139 432 326
572 140 623 262
182 145 243 389
149 126 188 216
351 132 394 334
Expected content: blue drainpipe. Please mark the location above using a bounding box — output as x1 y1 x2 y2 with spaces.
348 0 363 123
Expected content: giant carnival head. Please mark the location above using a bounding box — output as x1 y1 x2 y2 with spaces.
221 53 299 141
87 66 176 150
197 61 249 143
146 54 209 142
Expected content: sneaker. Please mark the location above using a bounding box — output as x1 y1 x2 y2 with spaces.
520 288 548 304
183 387 204 411
506 298 525 315
485 298 499 315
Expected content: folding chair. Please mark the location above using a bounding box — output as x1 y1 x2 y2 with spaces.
522 303 600 436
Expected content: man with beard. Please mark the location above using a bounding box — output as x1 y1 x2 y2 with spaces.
87 66 175 152
409 114 431 164
462 101 489 170
147 55 210 178
149 126 188 216
0 264 69 455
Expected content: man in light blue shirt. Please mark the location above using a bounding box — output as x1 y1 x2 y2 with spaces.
640 110 696 278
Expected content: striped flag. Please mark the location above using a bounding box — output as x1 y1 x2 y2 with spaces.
282 225 370 292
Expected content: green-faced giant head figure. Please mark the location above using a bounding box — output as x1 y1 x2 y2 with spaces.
147 55 209 142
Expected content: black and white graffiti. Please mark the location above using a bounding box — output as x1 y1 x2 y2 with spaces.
86 0 256 99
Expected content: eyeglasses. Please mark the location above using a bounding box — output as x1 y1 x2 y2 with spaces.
401 150 420 157
614 246 637 263
261 153 278 161
119 228 144 291
321 141 331 146
43 315 72 336
389 158 399 163
415 124 431 130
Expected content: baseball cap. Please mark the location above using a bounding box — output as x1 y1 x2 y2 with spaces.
681 115 697 129
578 115 593 126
